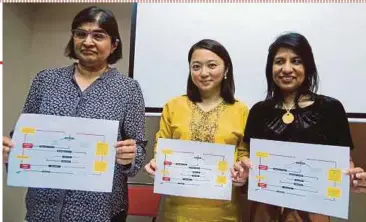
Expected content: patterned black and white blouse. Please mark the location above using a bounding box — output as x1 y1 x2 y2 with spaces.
21 64 146 222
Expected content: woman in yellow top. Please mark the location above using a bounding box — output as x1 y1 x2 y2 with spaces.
144 39 249 222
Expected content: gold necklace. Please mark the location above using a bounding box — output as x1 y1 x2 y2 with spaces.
282 103 295 124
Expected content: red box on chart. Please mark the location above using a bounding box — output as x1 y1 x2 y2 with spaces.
162 177 171 181
20 164 31 169
258 165 268 170
22 143 33 149
163 160 172 166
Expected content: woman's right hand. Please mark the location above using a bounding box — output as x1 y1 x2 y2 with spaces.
3 136 14 163
144 158 157 178
346 167 366 193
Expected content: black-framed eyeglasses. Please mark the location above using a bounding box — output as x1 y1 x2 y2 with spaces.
72 29 110 42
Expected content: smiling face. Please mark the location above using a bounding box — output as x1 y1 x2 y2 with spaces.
190 49 227 96
272 47 305 94
73 22 117 67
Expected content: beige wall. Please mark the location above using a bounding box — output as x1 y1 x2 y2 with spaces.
2 3 366 222
3 4 35 222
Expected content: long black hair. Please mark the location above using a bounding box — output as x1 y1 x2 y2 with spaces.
187 39 235 104
265 32 319 106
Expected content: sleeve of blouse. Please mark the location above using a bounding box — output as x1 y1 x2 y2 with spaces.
153 102 173 158
22 71 46 114
121 80 147 177
331 99 354 149
6 71 45 172
237 105 250 161
8 71 46 138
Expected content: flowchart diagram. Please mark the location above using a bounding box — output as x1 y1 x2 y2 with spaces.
15 127 109 176
253 152 342 201
154 138 235 200
248 139 350 219
7 114 119 192
160 150 229 187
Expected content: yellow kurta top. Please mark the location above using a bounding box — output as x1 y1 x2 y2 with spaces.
153 96 249 222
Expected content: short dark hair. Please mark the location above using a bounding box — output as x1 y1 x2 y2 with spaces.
265 32 319 105
187 39 235 104
64 6 122 64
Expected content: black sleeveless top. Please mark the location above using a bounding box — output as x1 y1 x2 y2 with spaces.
243 94 354 151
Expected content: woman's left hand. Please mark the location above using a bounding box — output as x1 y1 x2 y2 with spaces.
115 139 137 165
231 157 253 187
346 167 366 193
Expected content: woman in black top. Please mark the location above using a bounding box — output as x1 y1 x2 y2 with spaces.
232 32 366 221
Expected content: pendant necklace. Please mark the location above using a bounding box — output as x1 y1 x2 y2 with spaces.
282 103 295 124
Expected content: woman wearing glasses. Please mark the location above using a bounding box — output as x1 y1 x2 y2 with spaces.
2 6 146 222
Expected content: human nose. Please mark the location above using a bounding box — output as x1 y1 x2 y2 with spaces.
282 61 293 74
200 66 209 77
82 34 94 46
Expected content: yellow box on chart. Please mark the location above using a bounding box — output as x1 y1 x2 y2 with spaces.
327 187 341 198
328 169 342 183
16 155 29 159
95 142 109 156
256 152 269 158
216 176 227 185
217 161 228 172
21 127 36 135
161 149 173 155
93 161 107 173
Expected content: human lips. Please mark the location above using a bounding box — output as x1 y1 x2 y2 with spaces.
200 80 212 85
81 49 96 54
279 75 295 83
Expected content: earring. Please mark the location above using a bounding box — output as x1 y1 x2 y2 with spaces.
224 75 227 80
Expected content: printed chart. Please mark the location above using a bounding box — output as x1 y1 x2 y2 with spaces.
154 138 235 200
7 114 119 192
248 139 350 219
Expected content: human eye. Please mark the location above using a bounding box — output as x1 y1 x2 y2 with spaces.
73 30 87 39
191 64 201 71
92 33 107 41
292 58 303 65
274 59 284 65
208 63 217 69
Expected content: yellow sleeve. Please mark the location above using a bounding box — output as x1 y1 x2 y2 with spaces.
237 140 249 161
153 103 172 157
236 103 250 161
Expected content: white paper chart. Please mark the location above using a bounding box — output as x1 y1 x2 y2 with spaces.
154 138 235 200
248 139 350 219
7 114 119 192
